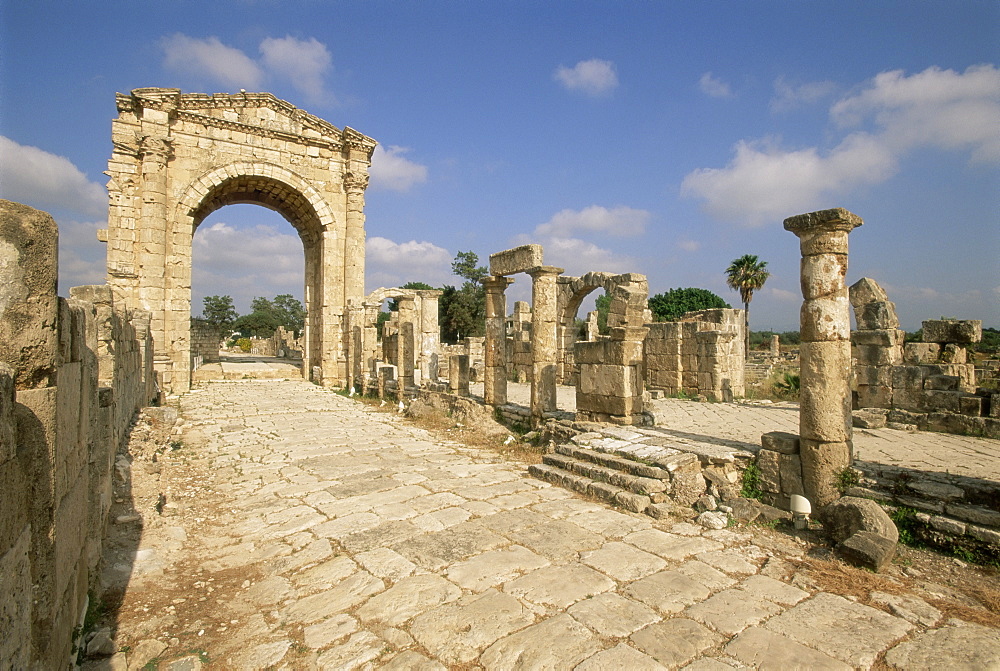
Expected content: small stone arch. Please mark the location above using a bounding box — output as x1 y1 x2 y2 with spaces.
556 271 649 383
103 87 376 392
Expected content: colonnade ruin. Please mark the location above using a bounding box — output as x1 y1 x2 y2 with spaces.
2 90 998 667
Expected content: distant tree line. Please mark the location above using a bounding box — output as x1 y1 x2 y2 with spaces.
197 294 305 338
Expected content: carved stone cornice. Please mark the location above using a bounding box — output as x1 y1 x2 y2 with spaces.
342 127 377 159
173 110 342 152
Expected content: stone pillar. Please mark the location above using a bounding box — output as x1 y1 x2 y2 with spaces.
586 311 599 341
396 296 417 391
416 290 442 381
528 266 563 425
770 334 781 357
343 171 369 307
784 208 863 507
449 354 471 396
483 276 513 406
137 133 176 389
362 302 381 388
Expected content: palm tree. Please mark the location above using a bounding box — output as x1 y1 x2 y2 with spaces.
725 254 770 355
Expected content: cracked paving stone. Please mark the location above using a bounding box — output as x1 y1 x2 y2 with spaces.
479 614 602 670
355 574 461 626
504 563 615 610
409 589 536 664
567 592 661 637
445 544 550 592
630 618 724 668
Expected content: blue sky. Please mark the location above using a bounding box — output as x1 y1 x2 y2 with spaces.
1 0 998 331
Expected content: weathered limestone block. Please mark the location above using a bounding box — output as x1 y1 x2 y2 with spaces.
854 300 900 330
0 200 60 389
922 319 982 344
799 341 852 443
851 329 903 348
489 244 543 277
779 453 804 497
760 431 799 455
849 277 888 307
799 439 852 506
801 296 851 341
758 449 781 494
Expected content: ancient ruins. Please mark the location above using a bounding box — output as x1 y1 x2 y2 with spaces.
2 90 999 668
104 87 375 394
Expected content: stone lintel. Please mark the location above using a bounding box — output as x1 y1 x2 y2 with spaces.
783 208 863 236
489 244 544 276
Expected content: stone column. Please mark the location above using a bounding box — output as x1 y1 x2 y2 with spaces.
397 296 417 391
450 354 470 396
528 266 563 425
137 134 175 388
483 276 513 406
784 208 863 506
416 290 442 382
343 171 369 306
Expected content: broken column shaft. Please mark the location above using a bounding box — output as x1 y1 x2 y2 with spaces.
784 208 863 506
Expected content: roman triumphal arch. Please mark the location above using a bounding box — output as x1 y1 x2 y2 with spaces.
102 87 376 393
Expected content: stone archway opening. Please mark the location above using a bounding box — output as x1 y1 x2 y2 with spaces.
188 177 323 378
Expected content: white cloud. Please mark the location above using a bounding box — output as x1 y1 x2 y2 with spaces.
365 236 452 290
161 33 338 106
369 145 429 192
534 205 650 238
192 221 304 311
161 34 264 90
831 64 1000 162
681 133 896 226
513 233 636 277
677 238 701 253
57 220 108 293
260 36 334 106
554 59 619 97
770 76 836 112
769 287 799 302
683 65 999 226
0 136 107 218
699 72 733 99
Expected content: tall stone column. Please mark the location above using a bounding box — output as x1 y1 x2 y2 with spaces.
483 276 513 406
343 172 368 304
137 134 176 388
528 266 563 425
784 208 863 506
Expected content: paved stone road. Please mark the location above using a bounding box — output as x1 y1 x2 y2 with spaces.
108 379 998 670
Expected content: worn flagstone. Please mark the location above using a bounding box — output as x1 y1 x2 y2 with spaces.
98 379 999 670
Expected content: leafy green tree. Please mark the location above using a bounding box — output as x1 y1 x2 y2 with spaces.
234 294 306 338
200 295 238 332
595 292 611 335
648 288 730 322
452 251 488 283
725 254 770 354
439 251 487 343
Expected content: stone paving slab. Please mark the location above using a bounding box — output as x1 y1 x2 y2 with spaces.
101 379 998 670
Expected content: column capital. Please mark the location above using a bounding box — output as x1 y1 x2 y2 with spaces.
482 276 514 292
783 208 863 237
526 265 565 279
343 171 370 194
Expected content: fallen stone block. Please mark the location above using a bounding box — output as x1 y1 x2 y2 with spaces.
837 530 896 571
852 408 888 429
819 496 898 545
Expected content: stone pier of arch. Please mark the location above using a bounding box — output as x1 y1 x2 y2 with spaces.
103 87 376 394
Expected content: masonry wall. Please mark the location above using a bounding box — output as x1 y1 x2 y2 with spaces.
190 320 221 364
0 201 154 669
644 309 745 401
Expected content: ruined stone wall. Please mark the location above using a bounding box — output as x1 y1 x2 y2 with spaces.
644 308 745 401
190 320 221 364
1 201 153 668
850 278 997 438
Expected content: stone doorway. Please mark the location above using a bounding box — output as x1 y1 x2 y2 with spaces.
102 88 376 393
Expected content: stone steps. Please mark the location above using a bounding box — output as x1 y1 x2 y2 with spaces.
528 423 756 520
846 462 1000 547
